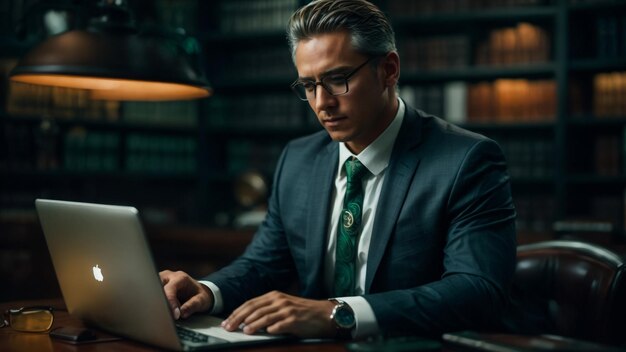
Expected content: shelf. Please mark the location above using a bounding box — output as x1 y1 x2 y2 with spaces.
0 37 36 58
401 63 556 83
569 58 626 72
462 121 555 131
510 176 555 185
2 0 625 242
566 175 626 186
568 1 626 12
1 114 197 135
568 116 626 127
0 170 199 183
206 125 321 138
393 6 557 27
211 76 295 92
200 29 287 44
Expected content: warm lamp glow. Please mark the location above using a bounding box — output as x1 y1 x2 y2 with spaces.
11 74 212 101
9 3 212 102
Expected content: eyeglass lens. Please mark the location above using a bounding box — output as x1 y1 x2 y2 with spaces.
292 57 374 101
294 78 347 100
9 308 54 332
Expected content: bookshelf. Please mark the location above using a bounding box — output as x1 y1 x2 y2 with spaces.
2 0 626 239
197 0 626 243
373 0 626 244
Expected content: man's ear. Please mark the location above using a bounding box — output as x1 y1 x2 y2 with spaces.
380 51 400 88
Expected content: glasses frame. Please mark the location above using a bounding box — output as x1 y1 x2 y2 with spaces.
290 57 377 101
0 306 55 332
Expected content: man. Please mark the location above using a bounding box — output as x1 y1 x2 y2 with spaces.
160 0 516 340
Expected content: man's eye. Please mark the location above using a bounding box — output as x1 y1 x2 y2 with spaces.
301 82 316 91
325 75 346 86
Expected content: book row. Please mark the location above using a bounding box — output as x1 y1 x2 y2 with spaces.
205 94 306 130
595 14 626 59
500 137 554 179
125 134 197 174
400 36 470 71
400 23 549 72
217 0 298 34
570 0 624 4
594 134 621 177
387 0 549 16
210 46 295 82
592 72 626 118
63 129 119 172
227 139 284 177
214 22 549 81
1 124 196 175
7 83 121 122
515 194 556 234
5 82 198 127
474 23 550 66
400 79 557 124
222 135 555 183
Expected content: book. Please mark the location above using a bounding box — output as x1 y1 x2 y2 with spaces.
444 81 468 124
443 331 623 352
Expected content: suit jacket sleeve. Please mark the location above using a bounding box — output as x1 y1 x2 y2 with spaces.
364 137 517 337
202 146 297 314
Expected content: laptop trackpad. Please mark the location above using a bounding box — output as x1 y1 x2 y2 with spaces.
178 315 285 343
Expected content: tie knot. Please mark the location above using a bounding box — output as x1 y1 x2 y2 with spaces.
344 158 369 183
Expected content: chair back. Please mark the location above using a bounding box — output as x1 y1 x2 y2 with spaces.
515 240 626 345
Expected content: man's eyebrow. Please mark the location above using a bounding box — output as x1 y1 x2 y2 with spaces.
297 65 353 81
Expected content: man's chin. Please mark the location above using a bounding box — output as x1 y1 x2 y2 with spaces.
325 129 352 142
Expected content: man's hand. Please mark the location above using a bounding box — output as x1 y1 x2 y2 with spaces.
222 291 336 338
159 270 213 320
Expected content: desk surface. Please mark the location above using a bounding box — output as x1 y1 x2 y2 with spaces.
0 299 348 352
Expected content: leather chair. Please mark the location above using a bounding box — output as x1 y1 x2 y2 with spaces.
513 240 626 346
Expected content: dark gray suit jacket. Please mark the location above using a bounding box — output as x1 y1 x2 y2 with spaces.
205 105 517 336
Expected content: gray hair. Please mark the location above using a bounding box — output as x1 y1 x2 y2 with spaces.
286 0 397 63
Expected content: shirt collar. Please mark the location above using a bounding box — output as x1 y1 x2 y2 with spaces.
338 98 405 177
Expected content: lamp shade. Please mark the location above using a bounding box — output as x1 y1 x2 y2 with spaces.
10 28 212 101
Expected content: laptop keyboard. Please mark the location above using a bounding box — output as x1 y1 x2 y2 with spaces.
176 325 227 345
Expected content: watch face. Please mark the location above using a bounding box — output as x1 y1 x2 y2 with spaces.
335 305 356 329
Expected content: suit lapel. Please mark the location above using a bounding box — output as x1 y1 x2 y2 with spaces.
365 107 423 293
304 142 338 297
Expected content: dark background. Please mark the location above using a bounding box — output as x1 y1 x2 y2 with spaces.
1 0 626 302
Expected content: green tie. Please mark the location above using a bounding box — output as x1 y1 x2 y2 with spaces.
333 157 369 297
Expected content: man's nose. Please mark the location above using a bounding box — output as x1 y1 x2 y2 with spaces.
315 84 337 111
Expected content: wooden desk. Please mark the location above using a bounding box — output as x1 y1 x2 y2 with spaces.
0 299 347 352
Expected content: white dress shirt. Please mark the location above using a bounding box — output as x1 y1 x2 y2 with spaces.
325 98 405 338
201 98 405 339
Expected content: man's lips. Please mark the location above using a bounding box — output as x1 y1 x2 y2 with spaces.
322 116 347 127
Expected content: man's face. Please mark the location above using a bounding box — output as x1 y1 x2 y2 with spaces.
294 31 397 154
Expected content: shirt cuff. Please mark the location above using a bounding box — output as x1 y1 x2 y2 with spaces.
336 296 380 339
198 280 223 314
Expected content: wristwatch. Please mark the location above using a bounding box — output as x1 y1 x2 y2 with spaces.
329 299 355 338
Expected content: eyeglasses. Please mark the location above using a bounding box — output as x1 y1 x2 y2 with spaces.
291 57 376 101
0 306 54 332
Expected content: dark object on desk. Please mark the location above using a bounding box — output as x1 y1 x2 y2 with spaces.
442 331 624 352
50 326 97 342
346 335 441 351
509 240 626 346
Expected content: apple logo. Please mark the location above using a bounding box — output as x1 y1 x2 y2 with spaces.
92 264 104 282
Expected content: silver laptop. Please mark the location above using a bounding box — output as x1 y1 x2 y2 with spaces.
35 199 288 351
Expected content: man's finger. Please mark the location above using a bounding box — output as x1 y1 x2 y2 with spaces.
243 311 284 335
161 277 182 319
180 293 205 318
223 300 260 331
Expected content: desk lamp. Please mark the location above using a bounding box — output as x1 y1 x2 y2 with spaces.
9 0 211 101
